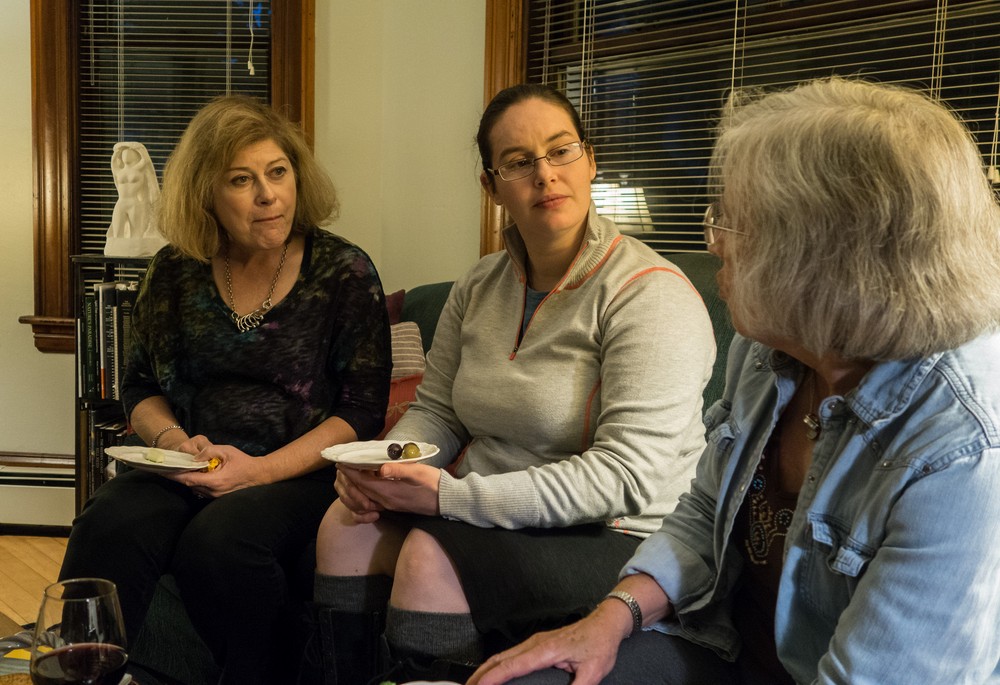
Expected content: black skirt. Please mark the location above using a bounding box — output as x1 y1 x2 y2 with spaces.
384 513 641 652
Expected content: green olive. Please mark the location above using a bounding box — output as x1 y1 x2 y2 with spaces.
401 442 421 459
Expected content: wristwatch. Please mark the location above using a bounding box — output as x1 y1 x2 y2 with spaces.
605 590 643 636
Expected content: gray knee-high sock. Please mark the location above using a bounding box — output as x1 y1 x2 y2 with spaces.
310 574 391 685
384 604 485 665
313 573 392 612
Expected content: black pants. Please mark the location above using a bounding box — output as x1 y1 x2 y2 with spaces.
502 629 737 684
60 467 336 684
501 628 791 685
393 514 641 653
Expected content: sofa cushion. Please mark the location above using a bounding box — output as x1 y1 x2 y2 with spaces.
386 288 405 324
390 321 426 379
665 252 734 409
400 281 454 354
376 322 428 438
378 373 424 439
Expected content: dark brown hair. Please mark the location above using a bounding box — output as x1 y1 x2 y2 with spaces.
477 84 589 186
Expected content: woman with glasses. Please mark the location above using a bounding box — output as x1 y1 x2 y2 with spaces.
469 77 1000 685
306 83 717 684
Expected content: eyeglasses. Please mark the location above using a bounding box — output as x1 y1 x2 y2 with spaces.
486 141 586 181
703 202 748 245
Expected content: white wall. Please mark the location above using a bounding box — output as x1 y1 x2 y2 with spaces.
0 0 77 456
0 0 486 458
317 0 485 293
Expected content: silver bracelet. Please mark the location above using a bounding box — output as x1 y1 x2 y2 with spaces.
151 424 183 448
605 590 643 637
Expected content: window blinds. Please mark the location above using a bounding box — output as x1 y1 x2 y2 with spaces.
525 0 1000 253
78 1 271 255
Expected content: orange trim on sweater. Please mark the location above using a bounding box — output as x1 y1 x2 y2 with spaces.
618 266 704 304
563 234 624 290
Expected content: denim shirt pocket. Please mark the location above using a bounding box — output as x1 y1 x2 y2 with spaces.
703 398 733 436
703 400 740 492
798 514 874 625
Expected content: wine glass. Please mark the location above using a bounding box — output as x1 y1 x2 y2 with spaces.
29 578 128 685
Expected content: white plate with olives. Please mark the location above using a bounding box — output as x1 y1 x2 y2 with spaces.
321 440 439 470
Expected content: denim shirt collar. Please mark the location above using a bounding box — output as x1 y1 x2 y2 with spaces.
748 340 946 432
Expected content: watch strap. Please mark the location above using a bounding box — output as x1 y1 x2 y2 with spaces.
605 590 643 636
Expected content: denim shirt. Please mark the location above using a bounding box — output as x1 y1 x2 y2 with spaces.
624 331 1000 684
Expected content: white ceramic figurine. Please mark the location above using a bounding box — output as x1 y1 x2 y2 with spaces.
104 141 167 256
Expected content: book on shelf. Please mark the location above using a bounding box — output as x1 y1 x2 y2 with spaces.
94 282 117 401
80 290 100 399
85 405 129 499
81 278 141 401
112 281 139 400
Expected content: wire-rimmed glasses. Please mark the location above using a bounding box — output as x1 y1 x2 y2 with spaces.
703 202 748 245
486 141 586 181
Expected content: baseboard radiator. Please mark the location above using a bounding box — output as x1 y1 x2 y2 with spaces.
0 465 75 528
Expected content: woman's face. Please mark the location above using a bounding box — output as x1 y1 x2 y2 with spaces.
707 224 734 303
481 98 597 242
706 197 750 335
212 138 297 254
707 198 781 347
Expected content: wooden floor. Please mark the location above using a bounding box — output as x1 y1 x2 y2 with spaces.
0 536 68 628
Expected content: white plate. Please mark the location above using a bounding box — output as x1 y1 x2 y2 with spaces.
321 440 439 470
105 446 212 473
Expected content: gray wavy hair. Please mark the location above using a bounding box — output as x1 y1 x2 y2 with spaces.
711 77 1000 360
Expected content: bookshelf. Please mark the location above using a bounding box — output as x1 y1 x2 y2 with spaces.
72 256 149 513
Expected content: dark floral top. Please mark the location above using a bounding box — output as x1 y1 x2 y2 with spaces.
121 226 391 466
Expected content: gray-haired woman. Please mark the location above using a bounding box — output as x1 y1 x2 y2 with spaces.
470 77 1000 685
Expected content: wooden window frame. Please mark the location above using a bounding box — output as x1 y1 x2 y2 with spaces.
21 0 315 354
481 0 526 256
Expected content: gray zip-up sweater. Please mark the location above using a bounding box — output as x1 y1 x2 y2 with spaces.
388 206 715 535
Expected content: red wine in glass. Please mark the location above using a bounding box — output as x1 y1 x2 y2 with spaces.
30 642 127 685
29 579 128 685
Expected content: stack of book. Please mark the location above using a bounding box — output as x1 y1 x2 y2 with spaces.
81 404 129 500
76 278 141 500
77 280 139 402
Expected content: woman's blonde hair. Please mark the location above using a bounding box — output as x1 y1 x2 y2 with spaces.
158 95 338 261
712 77 1000 360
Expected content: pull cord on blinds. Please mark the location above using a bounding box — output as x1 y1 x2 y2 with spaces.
525 0 1000 254
80 0 271 257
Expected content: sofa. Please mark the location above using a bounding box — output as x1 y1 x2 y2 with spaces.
128 251 734 684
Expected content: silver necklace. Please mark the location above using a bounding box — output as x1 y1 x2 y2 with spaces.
224 242 288 332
